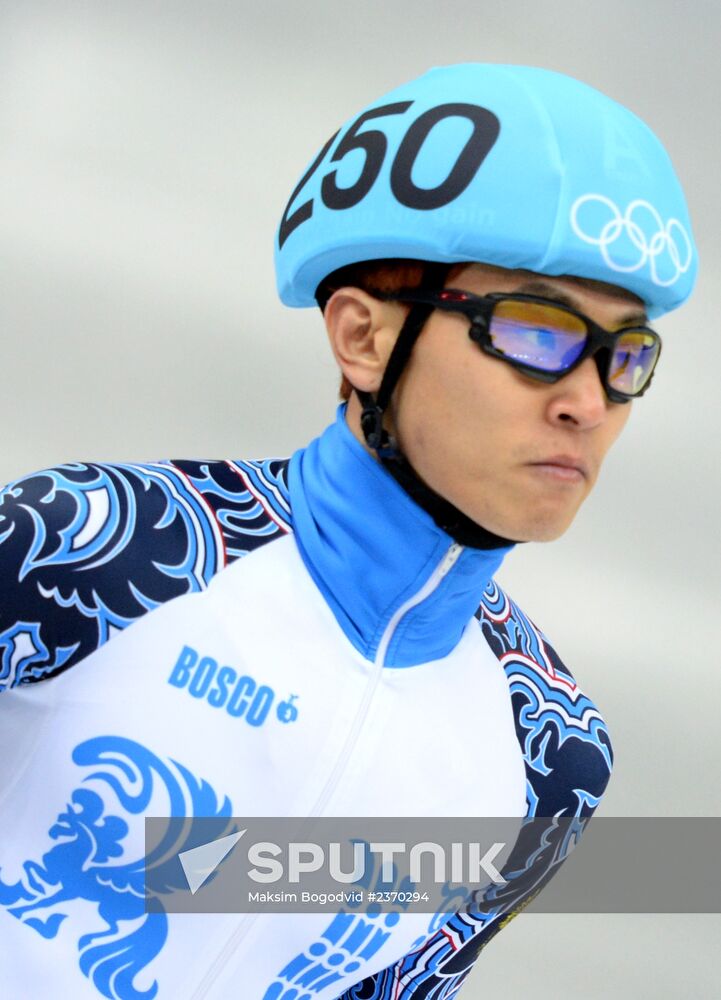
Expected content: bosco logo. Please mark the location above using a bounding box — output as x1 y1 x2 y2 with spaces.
168 645 299 727
276 694 299 724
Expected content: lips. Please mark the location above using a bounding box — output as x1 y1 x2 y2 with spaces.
529 455 589 479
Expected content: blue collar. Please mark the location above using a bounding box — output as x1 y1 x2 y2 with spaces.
288 405 513 668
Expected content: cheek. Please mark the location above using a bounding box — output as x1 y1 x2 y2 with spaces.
406 353 491 449
392 335 476 461
414 323 510 413
398 346 530 489
602 403 633 453
411 327 536 434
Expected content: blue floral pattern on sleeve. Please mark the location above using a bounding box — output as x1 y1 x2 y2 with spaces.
0 458 290 689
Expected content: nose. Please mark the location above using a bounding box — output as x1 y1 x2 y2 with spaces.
546 357 610 429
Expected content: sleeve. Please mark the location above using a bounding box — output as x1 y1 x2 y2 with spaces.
337 815 590 999
0 460 224 690
335 913 504 999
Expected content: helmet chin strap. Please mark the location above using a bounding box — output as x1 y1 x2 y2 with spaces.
355 263 520 551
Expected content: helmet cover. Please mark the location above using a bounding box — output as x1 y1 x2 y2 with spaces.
275 64 696 318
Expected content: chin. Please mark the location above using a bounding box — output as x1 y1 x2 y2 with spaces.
470 507 578 544
522 524 572 543
445 483 582 545
513 511 579 543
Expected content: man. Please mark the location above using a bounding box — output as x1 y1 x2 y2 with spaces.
0 64 696 998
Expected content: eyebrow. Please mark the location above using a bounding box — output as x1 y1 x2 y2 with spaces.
512 280 650 328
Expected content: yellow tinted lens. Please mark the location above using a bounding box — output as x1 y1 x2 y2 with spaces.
609 332 660 395
490 300 587 371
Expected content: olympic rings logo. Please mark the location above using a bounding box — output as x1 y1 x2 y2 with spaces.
569 194 693 287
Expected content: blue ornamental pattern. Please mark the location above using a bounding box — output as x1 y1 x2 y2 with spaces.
0 735 234 1000
0 458 612 998
0 459 291 689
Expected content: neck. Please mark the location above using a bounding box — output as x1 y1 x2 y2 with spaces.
287 405 514 667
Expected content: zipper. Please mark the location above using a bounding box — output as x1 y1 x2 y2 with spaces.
189 540 464 998
308 540 463 817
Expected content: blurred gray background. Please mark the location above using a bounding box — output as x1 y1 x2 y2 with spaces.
0 1 718 997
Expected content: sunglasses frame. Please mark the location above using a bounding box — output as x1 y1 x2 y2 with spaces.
373 287 662 404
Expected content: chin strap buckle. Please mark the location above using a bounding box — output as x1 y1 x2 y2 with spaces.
360 401 385 451
359 399 399 459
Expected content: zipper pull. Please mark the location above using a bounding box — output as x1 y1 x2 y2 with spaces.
438 542 463 577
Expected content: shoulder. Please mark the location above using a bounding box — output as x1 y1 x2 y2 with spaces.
0 457 290 689
477 579 614 817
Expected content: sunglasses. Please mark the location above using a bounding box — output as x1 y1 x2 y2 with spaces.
375 288 662 403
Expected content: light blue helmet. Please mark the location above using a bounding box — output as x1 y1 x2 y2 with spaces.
275 64 697 318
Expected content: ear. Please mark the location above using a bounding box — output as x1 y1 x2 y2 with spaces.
323 288 405 394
